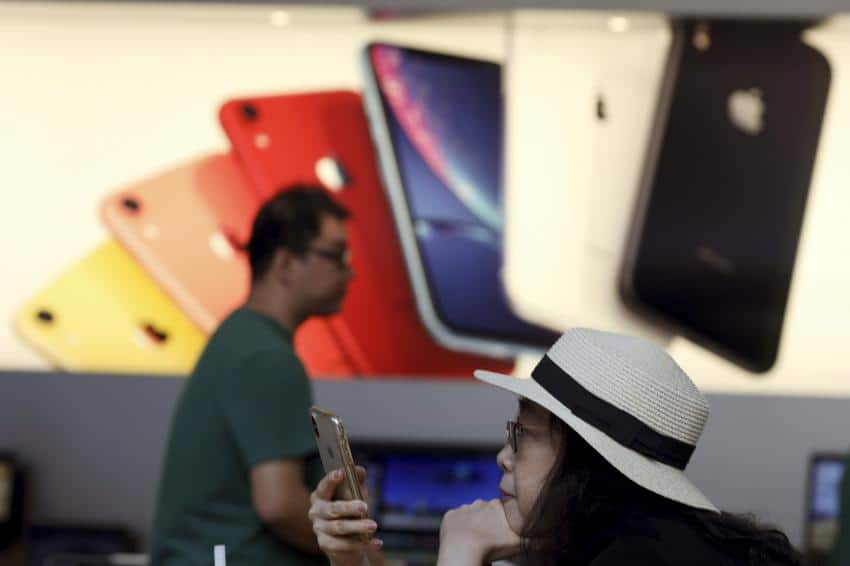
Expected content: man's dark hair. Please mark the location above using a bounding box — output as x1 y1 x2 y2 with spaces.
246 185 350 281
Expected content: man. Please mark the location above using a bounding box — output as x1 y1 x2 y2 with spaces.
150 186 353 566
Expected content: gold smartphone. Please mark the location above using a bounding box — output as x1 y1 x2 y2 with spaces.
309 406 363 501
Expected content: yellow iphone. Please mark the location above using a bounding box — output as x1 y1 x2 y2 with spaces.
15 241 205 375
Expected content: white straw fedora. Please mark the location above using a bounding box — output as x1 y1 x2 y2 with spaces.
475 327 717 512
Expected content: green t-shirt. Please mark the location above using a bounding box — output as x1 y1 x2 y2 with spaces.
150 308 327 566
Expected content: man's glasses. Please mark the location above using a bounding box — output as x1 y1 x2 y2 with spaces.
307 246 351 270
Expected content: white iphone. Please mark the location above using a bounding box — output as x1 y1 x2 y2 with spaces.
502 11 673 345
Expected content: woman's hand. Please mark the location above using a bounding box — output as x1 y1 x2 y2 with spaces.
437 499 521 565
309 466 384 566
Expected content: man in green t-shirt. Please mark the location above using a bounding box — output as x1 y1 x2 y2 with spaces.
150 186 353 566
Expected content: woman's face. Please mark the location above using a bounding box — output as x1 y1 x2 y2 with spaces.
496 399 562 534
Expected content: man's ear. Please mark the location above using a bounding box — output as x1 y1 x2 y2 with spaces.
270 247 299 286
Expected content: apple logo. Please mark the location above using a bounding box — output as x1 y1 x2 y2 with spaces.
209 231 236 262
727 88 765 136
315 156 350 192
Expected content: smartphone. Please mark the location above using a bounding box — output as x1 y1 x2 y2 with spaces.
361 43 559 360
220 90 515 377
101 154 253 334
309 406 363 501
502 12 673 345
620 19 831 373
101 154 359 379
14 241 205 375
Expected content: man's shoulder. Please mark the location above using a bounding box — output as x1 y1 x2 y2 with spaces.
214 309 292 347
195 343 305 382
199 310 302 372
239 346 305 375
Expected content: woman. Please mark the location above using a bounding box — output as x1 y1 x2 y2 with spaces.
308 328 801 565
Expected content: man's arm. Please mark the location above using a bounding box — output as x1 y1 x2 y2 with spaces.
217 350 323 553
251 458 319 554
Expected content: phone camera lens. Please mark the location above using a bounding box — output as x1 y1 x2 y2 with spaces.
36 309 54 323
241 103 259 121
596 95 608 121
122 197 141 213
143 323 168 344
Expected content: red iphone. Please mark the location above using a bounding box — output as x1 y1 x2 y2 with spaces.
220 91 514 376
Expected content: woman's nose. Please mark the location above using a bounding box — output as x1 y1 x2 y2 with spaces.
496 442 514 473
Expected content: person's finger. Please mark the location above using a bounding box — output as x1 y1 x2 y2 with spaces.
309 498 368 521
311 469 345 503
324 499 368 519
331 499 368 518
308 500 333 521
313 517 378 538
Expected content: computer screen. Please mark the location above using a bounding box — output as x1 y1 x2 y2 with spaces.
379 453 501 530
353 444 502 554
806 454 847 557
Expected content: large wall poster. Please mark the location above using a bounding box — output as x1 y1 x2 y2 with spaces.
1 4 849 396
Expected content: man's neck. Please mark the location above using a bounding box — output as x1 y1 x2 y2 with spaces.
244 291 303 335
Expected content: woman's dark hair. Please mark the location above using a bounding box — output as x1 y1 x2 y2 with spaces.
520 418 802 566
246 185 349 281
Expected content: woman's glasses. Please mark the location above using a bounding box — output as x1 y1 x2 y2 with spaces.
506 420 550 453
505 420 526 453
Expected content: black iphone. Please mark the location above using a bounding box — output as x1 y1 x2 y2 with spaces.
621 19 831 373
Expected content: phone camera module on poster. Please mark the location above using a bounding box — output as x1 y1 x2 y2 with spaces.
121 197 141 213
36 309 54 324
143 323 169 344
241 103 259 121
596 95 608 121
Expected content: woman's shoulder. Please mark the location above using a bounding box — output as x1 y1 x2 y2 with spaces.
588 516 739 566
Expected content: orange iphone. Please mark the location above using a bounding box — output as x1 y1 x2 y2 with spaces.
101 154 252 333
101 154 357 378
